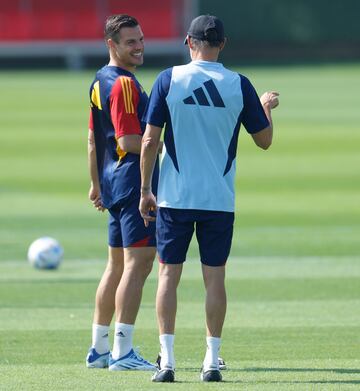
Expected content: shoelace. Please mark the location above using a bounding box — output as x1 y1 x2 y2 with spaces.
133 347 151 364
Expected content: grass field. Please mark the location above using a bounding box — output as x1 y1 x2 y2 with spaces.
0 64 360 390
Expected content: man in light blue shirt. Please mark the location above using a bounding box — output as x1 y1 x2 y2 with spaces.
139 14 279 383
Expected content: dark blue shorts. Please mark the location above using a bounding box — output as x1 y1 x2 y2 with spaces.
108 196 156 248
156 207 234 267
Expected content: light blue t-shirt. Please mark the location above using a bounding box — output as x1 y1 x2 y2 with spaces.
143 60 269 212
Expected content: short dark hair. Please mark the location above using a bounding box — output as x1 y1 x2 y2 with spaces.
104 14 139 42
190 37 223 48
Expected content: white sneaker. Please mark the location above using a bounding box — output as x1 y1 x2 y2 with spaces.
109 348 156 371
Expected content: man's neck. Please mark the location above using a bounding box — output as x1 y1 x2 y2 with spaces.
191 51 219 62
108 57 136 73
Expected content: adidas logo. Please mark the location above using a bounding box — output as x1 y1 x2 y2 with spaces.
183 79 225 108
116 331 125 337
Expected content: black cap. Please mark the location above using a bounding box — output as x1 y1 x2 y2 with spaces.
184 15 225 45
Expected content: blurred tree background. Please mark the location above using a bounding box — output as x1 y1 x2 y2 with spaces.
199 0 360 64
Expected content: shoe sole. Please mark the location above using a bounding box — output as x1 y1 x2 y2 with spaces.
86 361 108 368
86 361 109 369
109 365 156 371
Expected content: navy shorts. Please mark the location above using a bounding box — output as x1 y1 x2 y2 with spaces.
108 196 156 248
156 207 234 267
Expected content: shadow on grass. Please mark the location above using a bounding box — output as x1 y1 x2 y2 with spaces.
178 367 360 385
238 367 360 375
182 367 360 375
257 381 360 385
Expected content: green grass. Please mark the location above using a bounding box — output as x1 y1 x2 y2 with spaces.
1 258 359 390
1 65 359 260
0 64 360 389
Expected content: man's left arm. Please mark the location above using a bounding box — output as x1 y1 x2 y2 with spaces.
240 75 279 150
251 91 279 150
110 77 163 155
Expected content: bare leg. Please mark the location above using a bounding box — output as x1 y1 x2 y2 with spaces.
87 247 124 363
93 246 124 325
155 263 183 371
202 264 226 337
201 264 226 375
115 247 156 324
156 263 183 334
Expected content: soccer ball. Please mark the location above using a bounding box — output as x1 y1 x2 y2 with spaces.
27 237 64 269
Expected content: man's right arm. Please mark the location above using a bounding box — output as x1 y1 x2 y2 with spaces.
139 124 162 227
138 69 170 225
88 128 105 211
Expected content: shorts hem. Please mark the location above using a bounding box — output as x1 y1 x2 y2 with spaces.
158 256 185 265
108 243 123 248
200 259 228 267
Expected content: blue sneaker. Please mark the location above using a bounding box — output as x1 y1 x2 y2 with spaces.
109 348 156 371
86 347 110 368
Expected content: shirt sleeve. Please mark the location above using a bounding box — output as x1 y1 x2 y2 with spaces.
143 68 172 127
240 75 269 134
109 76 142 138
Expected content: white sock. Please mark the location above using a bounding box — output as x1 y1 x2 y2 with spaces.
112 322 134 360
203 336 221 371
159 334 175 369
92 324 110 354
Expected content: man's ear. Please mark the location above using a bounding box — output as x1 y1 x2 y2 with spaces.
219 37 227 52
107 38 115 50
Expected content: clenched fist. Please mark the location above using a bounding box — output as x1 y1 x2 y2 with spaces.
260 91 280 110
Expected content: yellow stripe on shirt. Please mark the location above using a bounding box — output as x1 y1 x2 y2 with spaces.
120 77 130 113
127 78 135 113
91 81 102 110
120 77 135 114
119 77 129 113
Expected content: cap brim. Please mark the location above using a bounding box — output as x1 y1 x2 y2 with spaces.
184 36 188 45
